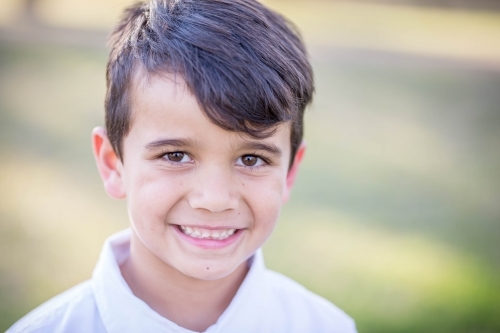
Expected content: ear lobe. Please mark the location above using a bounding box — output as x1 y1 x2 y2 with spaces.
282 142 306 203
92 127 126 199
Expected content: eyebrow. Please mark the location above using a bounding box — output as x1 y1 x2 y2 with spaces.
240 142 282 157
144 138 195 150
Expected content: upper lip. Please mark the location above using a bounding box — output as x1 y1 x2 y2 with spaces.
174 224 241 230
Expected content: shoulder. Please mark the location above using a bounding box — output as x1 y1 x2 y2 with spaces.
7 281 105 333
263 269 357 333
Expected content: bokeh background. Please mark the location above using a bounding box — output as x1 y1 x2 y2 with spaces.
1 0 500 332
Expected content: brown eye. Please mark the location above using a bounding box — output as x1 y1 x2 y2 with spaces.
241 155 258 166
167 152 185 162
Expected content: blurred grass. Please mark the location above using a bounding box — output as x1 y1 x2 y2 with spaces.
266 207 500 332
1 1 500 332
2 0 500 64
264 47 500 331
0 43 129 330
267 0 500 64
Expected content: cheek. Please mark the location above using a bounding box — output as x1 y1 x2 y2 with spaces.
246 175 285 230
125 167 184 229
126 171 187 257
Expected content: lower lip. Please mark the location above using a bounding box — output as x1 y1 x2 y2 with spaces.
173 225 243 250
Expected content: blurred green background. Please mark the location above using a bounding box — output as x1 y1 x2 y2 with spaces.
1 0 500 332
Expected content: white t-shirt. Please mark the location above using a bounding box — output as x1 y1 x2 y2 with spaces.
8 229 357 333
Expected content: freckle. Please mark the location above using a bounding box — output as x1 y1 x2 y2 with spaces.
206 267 209 270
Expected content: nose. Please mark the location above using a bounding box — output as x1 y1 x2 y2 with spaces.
188 164 239 213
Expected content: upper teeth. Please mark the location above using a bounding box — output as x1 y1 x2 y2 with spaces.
180 225 236 240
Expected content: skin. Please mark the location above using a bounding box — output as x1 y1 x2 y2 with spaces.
92 73 305 332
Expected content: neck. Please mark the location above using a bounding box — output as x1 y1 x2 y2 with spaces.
120 230 249 332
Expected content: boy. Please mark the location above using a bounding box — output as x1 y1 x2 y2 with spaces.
9 0 356 332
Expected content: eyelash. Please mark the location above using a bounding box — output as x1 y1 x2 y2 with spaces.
159 151 193 166
157 151 271 170
236 154 270 170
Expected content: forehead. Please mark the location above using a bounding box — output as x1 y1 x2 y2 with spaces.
129 69 200 130
126 71 292 153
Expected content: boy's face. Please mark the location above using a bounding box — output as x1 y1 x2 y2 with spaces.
93 73 304 280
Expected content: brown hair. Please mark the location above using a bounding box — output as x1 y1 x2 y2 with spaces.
105 0 314 167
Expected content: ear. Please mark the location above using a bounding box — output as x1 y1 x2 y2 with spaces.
282 142 306 203
92 127 126 199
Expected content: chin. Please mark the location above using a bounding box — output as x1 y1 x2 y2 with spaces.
191 270 229 281
180 260 244 281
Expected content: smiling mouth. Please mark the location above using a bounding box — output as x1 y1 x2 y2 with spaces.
177 225 238 241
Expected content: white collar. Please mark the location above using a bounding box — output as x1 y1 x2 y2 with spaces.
91 229 270 333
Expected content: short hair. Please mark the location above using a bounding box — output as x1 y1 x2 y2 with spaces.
105 0 314 167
